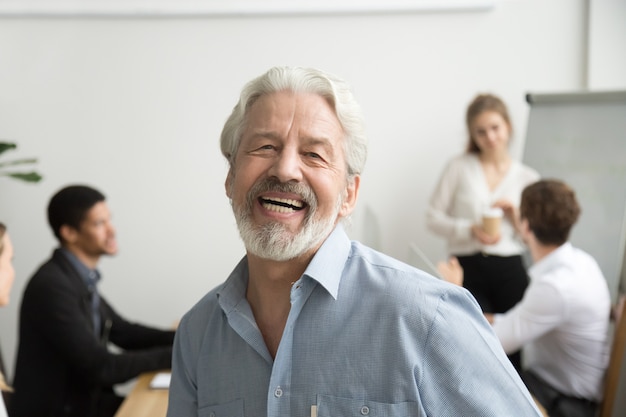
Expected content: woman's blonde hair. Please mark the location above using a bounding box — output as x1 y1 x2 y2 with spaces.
0 222 6 255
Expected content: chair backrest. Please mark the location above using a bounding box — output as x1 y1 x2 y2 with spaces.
600 294 626 417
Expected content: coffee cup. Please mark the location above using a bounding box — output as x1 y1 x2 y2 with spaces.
482 207 503 237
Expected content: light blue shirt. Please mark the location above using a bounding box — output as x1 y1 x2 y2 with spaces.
60 247 102 336
168 225 542 417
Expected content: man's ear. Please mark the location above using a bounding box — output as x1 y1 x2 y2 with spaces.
59 225 78 244
519 218 532 242
339 175 360 218
520 218 529 233
225 169 234 199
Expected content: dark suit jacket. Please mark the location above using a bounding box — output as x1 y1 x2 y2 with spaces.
10 249 176 417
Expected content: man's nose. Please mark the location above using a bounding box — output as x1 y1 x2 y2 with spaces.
268 148 303 183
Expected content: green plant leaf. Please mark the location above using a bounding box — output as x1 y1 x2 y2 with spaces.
0 158 39 168
0 171 43 182
0 141 43 183
0 142 17 155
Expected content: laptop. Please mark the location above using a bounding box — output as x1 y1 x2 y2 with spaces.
408 242 442 279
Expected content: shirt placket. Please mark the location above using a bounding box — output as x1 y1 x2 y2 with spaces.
267 277 315 417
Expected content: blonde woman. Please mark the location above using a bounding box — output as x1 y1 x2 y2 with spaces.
0 222 15 417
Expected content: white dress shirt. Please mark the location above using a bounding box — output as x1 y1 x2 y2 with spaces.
493 243 611 401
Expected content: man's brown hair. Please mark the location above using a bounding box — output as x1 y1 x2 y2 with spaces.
520 179 580 246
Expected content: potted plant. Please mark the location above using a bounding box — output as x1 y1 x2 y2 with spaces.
0 142 42 183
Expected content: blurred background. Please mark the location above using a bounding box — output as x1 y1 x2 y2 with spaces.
0 0 624 384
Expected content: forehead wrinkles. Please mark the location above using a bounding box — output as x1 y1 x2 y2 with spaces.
247 92 296 131
247 92 341 141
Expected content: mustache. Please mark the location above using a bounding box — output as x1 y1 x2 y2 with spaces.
245 178 318 210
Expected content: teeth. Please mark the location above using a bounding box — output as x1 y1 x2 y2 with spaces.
263 202 295 213
261 197 304 213
267 197 303 208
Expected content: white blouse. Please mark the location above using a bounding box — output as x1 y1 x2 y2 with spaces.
426 153 539 256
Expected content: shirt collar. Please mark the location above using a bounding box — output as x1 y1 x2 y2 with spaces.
301 223 351 300
60 247 101 287
218 223 352 312
528 241 573 280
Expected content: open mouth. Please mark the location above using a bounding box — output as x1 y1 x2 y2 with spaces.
259 197 306 213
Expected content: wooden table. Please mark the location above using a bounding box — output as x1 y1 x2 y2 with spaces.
114 371 549 417
114 371 169 417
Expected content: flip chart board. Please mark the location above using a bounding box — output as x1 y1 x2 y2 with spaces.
523 90 626 300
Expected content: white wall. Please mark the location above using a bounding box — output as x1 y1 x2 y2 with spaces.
0 0 603 381
588 0 626 90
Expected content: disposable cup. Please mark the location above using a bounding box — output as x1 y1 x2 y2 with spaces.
482 207 503 237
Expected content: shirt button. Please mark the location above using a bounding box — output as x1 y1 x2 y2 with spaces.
360 405 370 415
274 386 283 397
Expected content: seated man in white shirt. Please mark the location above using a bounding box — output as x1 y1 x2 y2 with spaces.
439 179 611 417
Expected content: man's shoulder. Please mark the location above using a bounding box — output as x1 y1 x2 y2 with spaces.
349 241 435 278
346 241 458 301
179 284 224 325
25 251 75 292
342 242 488 339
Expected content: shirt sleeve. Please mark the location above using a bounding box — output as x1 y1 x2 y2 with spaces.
419 286 544 416
426 157 474 241
492 279 565 353
167 312 198 417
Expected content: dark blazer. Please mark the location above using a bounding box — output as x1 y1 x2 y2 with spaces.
10 249 176 417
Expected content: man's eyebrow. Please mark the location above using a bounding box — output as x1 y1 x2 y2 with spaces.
246 130 281 141
245 132 335 148
302 136 335 149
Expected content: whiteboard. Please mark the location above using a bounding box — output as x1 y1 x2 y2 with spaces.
523 90 626 300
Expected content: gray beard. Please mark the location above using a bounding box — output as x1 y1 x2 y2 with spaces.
231 178 343 262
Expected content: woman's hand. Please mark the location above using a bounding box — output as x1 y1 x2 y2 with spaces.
493 199 521 234
472 224 501 245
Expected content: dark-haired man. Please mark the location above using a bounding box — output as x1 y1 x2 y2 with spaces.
11 185 175 417
439 179 611 417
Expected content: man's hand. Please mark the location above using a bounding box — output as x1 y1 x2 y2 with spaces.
437 256 464 286
493 199 521 234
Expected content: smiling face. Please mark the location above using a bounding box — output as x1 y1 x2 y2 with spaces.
0 231 15 307
226 90 359 261
469 110 511 156
61 201 118 268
